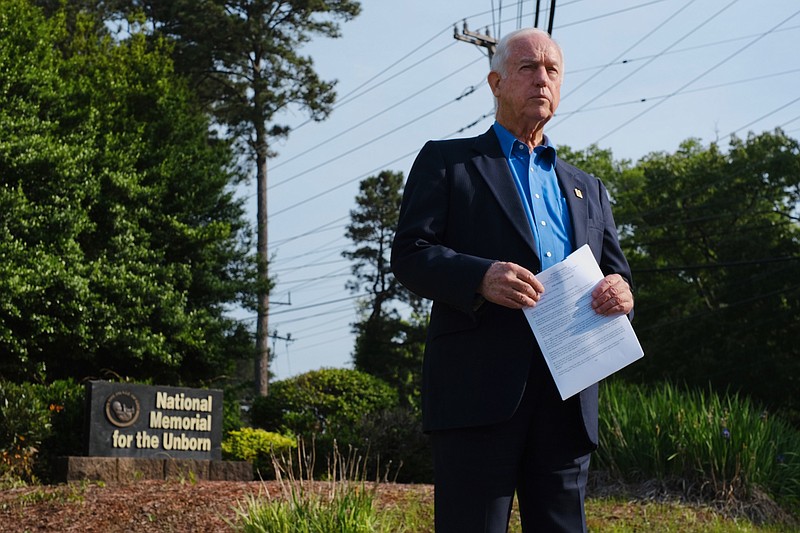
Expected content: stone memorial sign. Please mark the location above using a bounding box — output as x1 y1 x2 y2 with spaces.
86 381 223 461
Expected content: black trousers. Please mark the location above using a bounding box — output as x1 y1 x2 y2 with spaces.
430 364 593 533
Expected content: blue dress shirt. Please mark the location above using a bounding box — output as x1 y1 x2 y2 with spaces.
492 122 574 270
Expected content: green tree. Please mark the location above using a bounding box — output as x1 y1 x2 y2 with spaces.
107 0 361 396
344 171 427 407
0 1 256 384
598 132 800 421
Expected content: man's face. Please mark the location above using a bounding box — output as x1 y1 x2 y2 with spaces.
490 33 563 129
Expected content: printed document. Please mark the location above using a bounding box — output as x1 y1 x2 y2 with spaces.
522 244 643 399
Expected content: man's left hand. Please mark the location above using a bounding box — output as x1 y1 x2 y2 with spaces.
591 274 633 316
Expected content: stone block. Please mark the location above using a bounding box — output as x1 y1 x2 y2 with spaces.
63 456 118 482
117 458 165 480
165 458 210 481
209 460 253 481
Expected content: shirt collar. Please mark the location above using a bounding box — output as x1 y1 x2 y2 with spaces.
492 121 557 166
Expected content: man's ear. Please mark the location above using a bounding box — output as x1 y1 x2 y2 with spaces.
488 71 501 97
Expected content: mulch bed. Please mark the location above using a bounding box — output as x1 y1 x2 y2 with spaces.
0 480 434 532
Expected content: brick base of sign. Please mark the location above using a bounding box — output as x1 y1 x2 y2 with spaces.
59 456 253 482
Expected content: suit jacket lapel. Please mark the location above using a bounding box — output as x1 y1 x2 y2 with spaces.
556 165 589 248
471 129 539 258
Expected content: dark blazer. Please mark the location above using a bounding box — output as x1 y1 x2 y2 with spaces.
391 127 632 445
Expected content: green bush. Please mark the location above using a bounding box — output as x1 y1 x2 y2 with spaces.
251 368 398 439
0 379 86 483
250 368 399 479
34 379 86 481
0 381 51 482
596 380 800 509
222 427 296 478
353 407 432 484
223 393 246 439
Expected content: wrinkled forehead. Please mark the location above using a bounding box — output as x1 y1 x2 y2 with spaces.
508 35 563 66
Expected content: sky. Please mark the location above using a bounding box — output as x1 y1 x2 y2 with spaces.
238 0 800 382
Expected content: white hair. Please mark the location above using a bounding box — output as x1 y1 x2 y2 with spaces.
490 28 564 76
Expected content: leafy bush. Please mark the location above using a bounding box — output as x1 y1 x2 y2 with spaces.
0 381 51 482
34 379 86 481
596 380 800 509
250 368 399 479
251 368 398 440
222 427 296 478
353 407 432 483
0 379 86 483
223 393 246 439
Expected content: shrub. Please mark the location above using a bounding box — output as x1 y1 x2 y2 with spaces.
34 379 86 481
0 381 51 482
251 368 398 440
353 406 433 483
0 379 86 483
223 394 246 439
222 427 296 478
250 368 399 479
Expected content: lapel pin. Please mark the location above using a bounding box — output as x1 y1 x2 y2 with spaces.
574 188 583 199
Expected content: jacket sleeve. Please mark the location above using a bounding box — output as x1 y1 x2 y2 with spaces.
391 141 495 316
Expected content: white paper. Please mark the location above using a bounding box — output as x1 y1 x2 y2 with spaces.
522 244 643 399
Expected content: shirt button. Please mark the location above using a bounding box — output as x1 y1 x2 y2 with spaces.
546 251 552 257
541 221 547 226
534 194 540 199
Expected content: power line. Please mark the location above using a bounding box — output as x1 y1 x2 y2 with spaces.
556 0 673 31
556 67 800 118
270 55 484 173
594 6 800 143
559 0 699 105
271 217 349 247
554 0 739 132
268 81 481 193
723 94 800 142
270 296 363 318
284 27 458 135
276 238 349 264
567 25 800 76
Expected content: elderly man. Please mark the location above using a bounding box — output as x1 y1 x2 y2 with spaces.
391 28 633 532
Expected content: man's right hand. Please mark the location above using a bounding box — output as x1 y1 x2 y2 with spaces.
478 262 544 309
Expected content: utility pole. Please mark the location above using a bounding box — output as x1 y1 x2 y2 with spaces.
453 21 498 63
453 0 558 60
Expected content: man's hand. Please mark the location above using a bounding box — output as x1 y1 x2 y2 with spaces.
478 262 544 309
591 274 633 316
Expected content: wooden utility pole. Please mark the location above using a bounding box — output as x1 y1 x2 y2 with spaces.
454 21 498 62
452 0 558 59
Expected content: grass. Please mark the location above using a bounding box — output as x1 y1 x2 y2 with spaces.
232 483 796 532
585 498 796 533
230 440 422 533
595 380 800 512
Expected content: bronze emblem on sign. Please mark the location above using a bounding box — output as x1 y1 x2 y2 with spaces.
104 390 141 428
